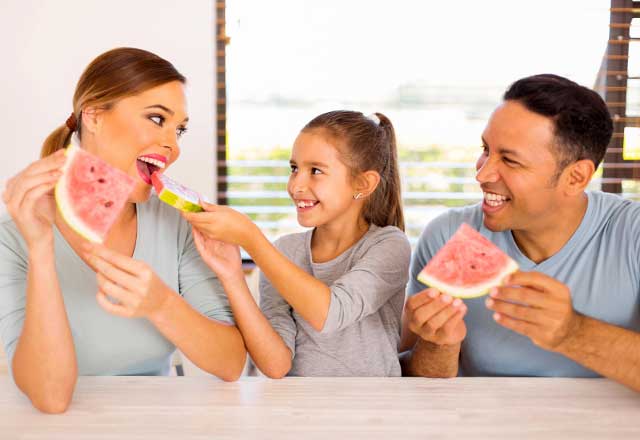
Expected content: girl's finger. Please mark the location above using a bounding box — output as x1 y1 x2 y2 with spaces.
96 291 133 318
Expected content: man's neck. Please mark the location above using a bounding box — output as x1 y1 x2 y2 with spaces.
511 193 588 264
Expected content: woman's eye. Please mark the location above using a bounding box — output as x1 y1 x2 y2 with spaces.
311 168 323 175
149 115 165 126
177 126 188 138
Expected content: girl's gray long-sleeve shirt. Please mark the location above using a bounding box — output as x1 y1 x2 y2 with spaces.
259 224 411 377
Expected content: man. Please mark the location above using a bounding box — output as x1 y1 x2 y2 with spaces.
400 74 640 392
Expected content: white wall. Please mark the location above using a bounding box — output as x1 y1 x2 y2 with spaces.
0 0 216 215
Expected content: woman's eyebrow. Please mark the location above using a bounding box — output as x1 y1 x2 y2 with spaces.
145 104 174 115
145 104 189 122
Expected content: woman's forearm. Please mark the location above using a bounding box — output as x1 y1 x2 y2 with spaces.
245 231 331 331
12 244 77 414
148 288 247 381
220 276 293 378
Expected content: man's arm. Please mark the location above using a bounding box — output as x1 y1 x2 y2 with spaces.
488 271 640 392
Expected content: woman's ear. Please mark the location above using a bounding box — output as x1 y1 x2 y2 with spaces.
355 170 381 199
80 106 102 135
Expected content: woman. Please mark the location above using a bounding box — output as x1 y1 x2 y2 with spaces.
0 47 246 413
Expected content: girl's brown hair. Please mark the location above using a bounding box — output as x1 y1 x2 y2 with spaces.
302 110 404 231
41 47 186 158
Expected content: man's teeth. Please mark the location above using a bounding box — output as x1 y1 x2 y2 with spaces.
483 192 509 207
297 200 317 208
138 157 165 169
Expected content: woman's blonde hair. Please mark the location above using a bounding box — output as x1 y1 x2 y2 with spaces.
41 47 186 158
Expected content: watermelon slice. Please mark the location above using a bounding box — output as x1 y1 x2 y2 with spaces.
55 139 137 243
417 223 518 298
151 173 203 212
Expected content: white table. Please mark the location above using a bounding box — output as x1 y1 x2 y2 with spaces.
1 376 638 439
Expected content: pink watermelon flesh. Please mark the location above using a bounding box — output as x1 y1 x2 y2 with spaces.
417 223 518 298
57 146 136 242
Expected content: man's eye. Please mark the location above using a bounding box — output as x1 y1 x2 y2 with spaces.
312 168 323 175
149 115 165 126
290 165 298 173
503 157 518 165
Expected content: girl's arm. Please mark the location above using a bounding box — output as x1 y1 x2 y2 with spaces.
185 205 331 330
2 150 77 413
191 229 293 378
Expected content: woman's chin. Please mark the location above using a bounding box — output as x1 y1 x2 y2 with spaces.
128 184 153 203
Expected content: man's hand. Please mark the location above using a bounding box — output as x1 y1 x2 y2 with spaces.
404 288 468 346
486 271 582 351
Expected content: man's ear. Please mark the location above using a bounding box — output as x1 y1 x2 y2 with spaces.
80 106 103 135
561 159 595 196
355 170 381 199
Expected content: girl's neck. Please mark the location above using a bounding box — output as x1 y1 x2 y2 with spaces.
311 215 370 264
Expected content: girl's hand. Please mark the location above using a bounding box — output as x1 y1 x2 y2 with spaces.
84 243 172 319
192 227 244 284
2 150 67 249
183 201 258 248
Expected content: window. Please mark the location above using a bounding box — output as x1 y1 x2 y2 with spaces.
217 0 637 247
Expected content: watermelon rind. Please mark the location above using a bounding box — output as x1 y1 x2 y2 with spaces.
156 188 203 213
417 258 519 299
54 144 103 243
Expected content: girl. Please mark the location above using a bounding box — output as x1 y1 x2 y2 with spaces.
0 48 246 413
184 111 410 377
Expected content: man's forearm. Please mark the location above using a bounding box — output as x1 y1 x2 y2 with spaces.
401 339 460 378
555 314 640 391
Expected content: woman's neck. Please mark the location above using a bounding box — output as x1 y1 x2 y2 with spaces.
311 214 370 263
54 202 138 259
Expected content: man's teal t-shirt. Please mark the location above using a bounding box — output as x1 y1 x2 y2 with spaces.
407 191 640 377
0 196 234 377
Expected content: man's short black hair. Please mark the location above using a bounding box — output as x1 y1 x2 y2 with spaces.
503 74 613 172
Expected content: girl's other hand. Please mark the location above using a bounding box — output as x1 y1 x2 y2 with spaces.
183 201 258 248
192 227 244 285
2 150 67 249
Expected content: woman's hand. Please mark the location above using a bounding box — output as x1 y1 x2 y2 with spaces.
84 243 172 319
183 201 259 249
2 150 66 249
192 227 244 284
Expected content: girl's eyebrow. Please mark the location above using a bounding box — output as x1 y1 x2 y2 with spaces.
144 104 189 123
289 160 329 168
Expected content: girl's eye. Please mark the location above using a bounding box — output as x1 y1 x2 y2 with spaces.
311 168 323 175
177 126 188 138
149 115 165 126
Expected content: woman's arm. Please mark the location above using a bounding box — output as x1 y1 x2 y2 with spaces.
12 244 78 413
86 242 247 381
2 150 77 413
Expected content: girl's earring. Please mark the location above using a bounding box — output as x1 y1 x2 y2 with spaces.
353 193 363 200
